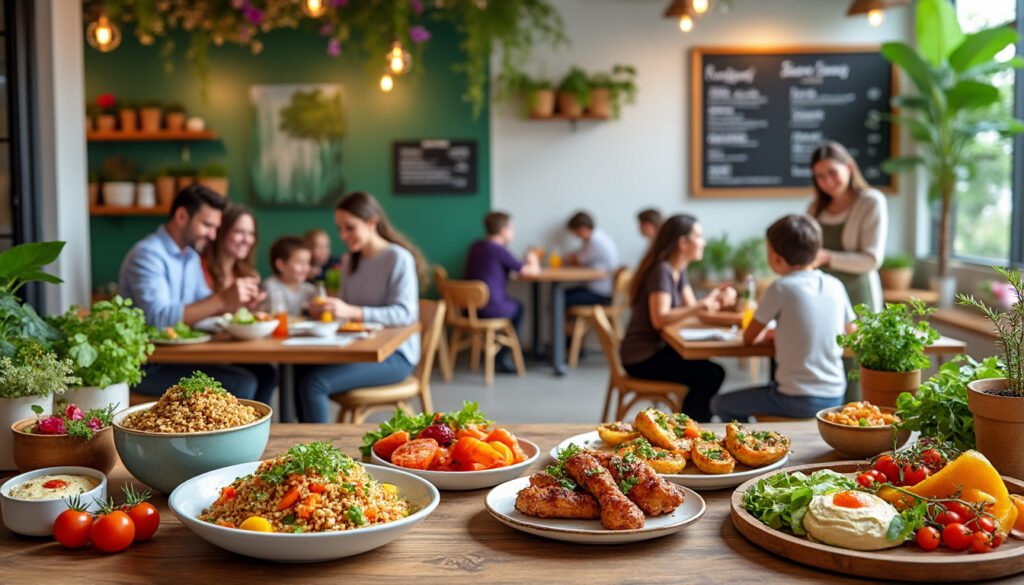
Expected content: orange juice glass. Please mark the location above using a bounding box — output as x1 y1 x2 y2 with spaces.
741 305 756 330
273 312 289 338
549 252 562 269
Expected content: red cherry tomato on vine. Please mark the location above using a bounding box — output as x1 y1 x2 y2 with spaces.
856 473 877 488
920 449 945 470
968 516 996 535
91 510 135 553
942 523 973 551
126 501 159 542
946 501 976 523
970 531 996 554
935 511 963 526
916 526 940 551
900 463 929 486
53 508 93 548
872 456 900 484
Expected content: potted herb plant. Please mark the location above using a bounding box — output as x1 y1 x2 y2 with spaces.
50 296 155 413
165 102 187 132
880 254 915 291
197 162 229 197
155 167 176 208
11 403 118 473
837 300 940 408
138 99 162 133
174 165 197 191
499 72 556 118
0 240 65 356
95 93 117 132
557 67 590 118
691 234 731 285
731 237 768 283
119 99 139 133
0 341 79 470
101 155 136 207
958 267 1024 479
588 64 637 119
879 0 1024 308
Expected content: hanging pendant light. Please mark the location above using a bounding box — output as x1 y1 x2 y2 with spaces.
664 0 700 33
303 0 327 18
846 0 909 27
86 14 121 53
386 41 412 76
380 72 395 93
692 0 710 15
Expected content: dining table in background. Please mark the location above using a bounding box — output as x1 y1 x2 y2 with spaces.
516 267 607 376
148 324 420 423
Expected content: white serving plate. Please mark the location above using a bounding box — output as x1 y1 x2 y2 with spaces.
169 461 439 563
152 333 212 345
370 438 540 491
485 476 705 544
551 431 790 491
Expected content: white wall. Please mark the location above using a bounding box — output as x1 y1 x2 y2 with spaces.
492 0 915 266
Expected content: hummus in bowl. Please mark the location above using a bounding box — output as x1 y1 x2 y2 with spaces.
0 466 107 536
6 474 100 501
802 490 902 551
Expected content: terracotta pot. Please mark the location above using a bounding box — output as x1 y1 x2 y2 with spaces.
11 419 118 474
556 92 583 118
968 378 1024 480
859 367 921 408
528 89 556 118
588 88 612 118
0 395 54 470
88 182 99 206
139 107 162 133
119 109 138 133
176 175 196 191
155 176 176 207
880 267 913 291
96 114 116 132
166 112 186 132
197 177 229 197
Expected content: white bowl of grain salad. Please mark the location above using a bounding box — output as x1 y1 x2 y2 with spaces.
168 442 440 562
113 372 272 493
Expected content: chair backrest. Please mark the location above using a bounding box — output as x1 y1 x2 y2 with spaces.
591 305 626 378
438 279 490 323
415 299 446 384
433 265 448 288
611 267 633 310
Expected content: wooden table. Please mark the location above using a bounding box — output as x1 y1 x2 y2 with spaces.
149 325 419 422
3 422 1018 584
517 267 608 376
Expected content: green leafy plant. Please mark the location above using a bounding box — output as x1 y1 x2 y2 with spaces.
895 355 1005 450
957 266 1024 395
497 71 554 113
838 300 940 376
731 238 769 278
557 67 591 109
879 0 1024 279
278 89 345 144
589 64 638 119
139 99 161 109
165 102 186 114
0 340 78 399
49 296 155 388
742 469 856 535
197 162 229 178
0 241 65 356
881 254 915 270
101 155 135 183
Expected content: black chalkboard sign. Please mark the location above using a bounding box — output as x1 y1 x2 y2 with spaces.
392 139 478 195
690 47 897 197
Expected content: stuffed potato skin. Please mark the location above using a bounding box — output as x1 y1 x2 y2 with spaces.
597 422 641 446
615 438 687 474
690 441 736 475
724 422 790 467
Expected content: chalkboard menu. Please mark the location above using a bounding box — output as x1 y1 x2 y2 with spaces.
690 47 897 197
392 139 478 195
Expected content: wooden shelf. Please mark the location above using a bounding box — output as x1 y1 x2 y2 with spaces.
90 204 170 216
932 308 998 339
527 114 610 121
883 288 939 304
87 130 218 142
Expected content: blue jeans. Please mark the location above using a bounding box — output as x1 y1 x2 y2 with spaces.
711 383 842 422
295 353 414 423
135 363 277 404
564 286 612 307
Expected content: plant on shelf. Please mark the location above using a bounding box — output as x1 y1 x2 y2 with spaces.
690 234 731 284
497 71 555 118
101 155 135 183
879 253 915 292
0 241 65 356
878 0 1024 305
557 67 591 118
198 162 230 197
101 155 136 207
730 237 768 282
138 99 162 133
119 99 139 132
836 299 939 407
165 102 187 132
95 93 117 132
589 64 637 119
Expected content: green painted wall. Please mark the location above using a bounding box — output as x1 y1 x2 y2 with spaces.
85 23 489 288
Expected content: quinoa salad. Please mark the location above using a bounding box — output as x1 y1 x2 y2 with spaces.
121 371 261 433
200 442 410 533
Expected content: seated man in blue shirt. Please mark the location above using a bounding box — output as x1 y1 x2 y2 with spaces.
119 185 275 402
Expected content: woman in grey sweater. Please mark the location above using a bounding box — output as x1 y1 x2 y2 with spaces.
299 192 427 423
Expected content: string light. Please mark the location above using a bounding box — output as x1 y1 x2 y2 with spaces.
303 0 327 18
692 0 709 15
679 14 694 32
380 73 395 92
386 42 412 75
86 15 121 53
867 8 884 26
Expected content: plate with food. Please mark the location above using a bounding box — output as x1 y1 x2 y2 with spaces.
338 321 384 333
551 409 791 490
364 402 539 491
151 322 211 345
486 444 705 544
222 308 279 340
169 441 440 562
731 442 1024 582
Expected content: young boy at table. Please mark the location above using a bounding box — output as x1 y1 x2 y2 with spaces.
263 236 318 316
464 211 540 371
711 214 853 421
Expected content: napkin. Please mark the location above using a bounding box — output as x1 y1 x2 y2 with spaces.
678 328 736 342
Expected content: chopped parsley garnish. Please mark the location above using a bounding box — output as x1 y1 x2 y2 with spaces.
347 505 367 526
701 448 724 461
260 442 354 484
858 418 870 427
281 513 296 525
585 467 602 477
177 371 226 396
254 492 267 501
546 443 582 490
619 477 640 495
342 482 356 493
699 431 718 442
625 438 667 460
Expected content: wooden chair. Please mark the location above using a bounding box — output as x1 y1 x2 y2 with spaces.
591 305 688 422
332 299 445 423
431 265 454 382
568 267 633 368
440 278 525 385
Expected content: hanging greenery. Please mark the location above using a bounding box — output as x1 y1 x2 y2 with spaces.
81 0 566 117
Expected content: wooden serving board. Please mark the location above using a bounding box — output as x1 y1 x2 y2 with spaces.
697 310 743 327
730 461 1024 582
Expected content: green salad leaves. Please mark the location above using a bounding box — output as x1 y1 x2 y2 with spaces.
742 470 856 536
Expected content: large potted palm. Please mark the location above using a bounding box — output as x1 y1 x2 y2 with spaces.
879 0 1024 307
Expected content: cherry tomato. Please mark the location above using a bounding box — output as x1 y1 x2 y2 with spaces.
91 510 135 553
970 531 996 554
968 516 996 535
856 473 877 489
946 502 976 523
53 509 93 549
866 469 887 483
920 449 945 470
942 523 973 551
127 501 160 542
916 526 941 551
990 533 1006 549
935 510 963 526
900 463 929 486
872 455 900 484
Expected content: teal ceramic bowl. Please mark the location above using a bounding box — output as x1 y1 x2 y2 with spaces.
112 400 272 493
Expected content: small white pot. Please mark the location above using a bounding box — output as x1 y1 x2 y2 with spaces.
103 182 135 207
62 382 129 414
136 183 157 207
0 395 54 470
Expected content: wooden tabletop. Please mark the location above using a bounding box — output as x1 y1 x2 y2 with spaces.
516 267 608 283
149 324 419 365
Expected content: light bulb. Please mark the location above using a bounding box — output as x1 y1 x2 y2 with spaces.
385 42 411 75
867 8 884 26
303 0 327 18
380 73 394 92
86 15 121 53
693 0 709 15
679 15 694 32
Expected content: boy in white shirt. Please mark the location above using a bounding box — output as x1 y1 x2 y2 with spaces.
711 214 853 421
263 236 318 315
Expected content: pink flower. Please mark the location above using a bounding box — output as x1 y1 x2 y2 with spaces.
87 418 104 431
96 93 116 109
410 25 431 44
319 23 334 36
37 416 67 435
64 404 85 421
410 0 424 15
242 5 263 26
327 38 342 57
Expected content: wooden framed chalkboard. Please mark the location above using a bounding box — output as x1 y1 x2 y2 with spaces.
690 46 898 198
392 139 478 195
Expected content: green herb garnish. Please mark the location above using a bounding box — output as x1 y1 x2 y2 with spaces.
619 477 640 495
177 371 226 396
346 505 367 526
886 500 928 542
260 442 354 484
699 431 718 442
545 443 582 490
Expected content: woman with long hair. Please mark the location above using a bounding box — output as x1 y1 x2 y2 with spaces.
201 203 260 293
620 214 735 422
808 141 887 312
299 192 426 423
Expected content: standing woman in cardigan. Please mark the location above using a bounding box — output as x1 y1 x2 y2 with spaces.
300 192 426 423
808 141 888 312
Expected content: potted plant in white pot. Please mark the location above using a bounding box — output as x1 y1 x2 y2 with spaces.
588 64 637 119
837 300 939 408
879 254 915 292
49 296 154 414
958 267 1024 479
101 155 136 207
879 0 1024 308
135 172 157 208
0 341 78 470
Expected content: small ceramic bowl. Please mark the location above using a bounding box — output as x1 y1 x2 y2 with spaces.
0 466 107 536
306 321 340 338
370 439 540 491
112 400 272 493
11 418 119 474
816 406 912 458
224 320 279 341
